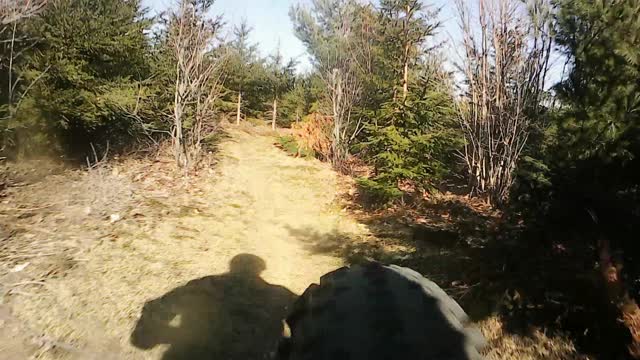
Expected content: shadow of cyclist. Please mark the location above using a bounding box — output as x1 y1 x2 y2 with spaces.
130 254 297 360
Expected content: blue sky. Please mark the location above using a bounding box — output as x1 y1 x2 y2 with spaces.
143 0 314 71
141 0 562 84
142 0 464 74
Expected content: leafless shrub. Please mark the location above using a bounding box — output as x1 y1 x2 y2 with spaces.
324 65 362 170
0 0 47 25
319 17 366 172
455 0 552 206
168 0 225 170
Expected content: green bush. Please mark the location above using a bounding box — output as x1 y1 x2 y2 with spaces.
246 117 267 127
356 177 403 207
276 135 314 158
12 0 152 157
360 84 461 194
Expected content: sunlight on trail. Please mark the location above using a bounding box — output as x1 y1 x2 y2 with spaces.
6 128 361 359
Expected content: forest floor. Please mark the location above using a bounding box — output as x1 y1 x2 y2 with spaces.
0 125 591 359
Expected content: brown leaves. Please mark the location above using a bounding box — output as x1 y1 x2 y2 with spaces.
292 113 333 162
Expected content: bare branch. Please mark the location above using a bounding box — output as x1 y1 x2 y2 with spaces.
168 0 225 170
455 0 553 206
0 0 47 25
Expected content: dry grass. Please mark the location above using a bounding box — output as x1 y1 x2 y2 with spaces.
479 316 590 360
235 121 281 137
0 126 351 359
0 158 139 358
0 125 590 359
0 159 134 285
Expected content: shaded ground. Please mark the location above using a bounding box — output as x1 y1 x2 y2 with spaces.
287 186 601 359
130 254 296 360
1 125 591 359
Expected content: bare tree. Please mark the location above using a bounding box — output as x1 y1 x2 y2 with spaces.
324 64 361 169
318 32 366 171
169 0 225 170
455 0 552 206
291 0 369 172
0 0 47 25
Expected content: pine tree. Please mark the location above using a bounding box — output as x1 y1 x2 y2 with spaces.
378 0 438 100
551 0 640 217
226 20 259 125
551 1 640 355
361 71 459 198
265 47 296 129
22 0 152 154
554 0 640 163
279 73 323 126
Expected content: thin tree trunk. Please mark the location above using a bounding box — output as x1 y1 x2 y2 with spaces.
236 91 242 125
402 42 410 100
401 3 412 101
7 22 16 116
272 98 277 130
173 54 185 168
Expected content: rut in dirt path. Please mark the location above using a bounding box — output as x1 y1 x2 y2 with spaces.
8 128 365 360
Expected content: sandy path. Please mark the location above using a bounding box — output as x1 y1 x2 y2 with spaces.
7 128 364 359
202 129 348 290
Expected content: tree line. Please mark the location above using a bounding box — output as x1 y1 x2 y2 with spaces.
0 0 317 165
291 0 640 355
1 0 640 355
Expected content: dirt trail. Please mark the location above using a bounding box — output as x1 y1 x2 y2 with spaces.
3 128 365 359
199 129 352 289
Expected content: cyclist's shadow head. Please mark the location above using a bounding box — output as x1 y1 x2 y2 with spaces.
130 254 296 360
228 253 266 276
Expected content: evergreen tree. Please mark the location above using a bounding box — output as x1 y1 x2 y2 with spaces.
554 0 640 163
225 20 260 124
548 0 640 220
279 73 323 126
265 48 296 129
361 69 459 199
357 2 456 199
22 0 152 154
548 2 640 354
377 0 438 100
